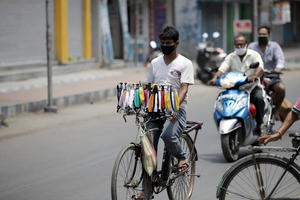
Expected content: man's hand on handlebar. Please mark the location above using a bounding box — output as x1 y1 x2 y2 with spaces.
274 68 282 74
168 113 177 123
247 75 257 83
208 78 217 85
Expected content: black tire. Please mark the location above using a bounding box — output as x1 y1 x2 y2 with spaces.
167 134 196 200
111 144 143 200
217 153 300 200
221 132 239 162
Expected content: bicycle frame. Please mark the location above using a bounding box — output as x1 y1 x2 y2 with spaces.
126 114 203 193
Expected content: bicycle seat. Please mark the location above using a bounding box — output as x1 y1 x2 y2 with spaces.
184 121 203 133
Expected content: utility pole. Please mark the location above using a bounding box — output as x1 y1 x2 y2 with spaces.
134 0 138 66
253 0 258 41
44 0 57 113
269 0 273 30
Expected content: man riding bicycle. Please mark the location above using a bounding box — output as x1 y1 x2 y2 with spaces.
133 25 194 200
248 26 286 121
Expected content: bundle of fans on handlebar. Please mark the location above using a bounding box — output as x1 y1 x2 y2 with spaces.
116 82 179 117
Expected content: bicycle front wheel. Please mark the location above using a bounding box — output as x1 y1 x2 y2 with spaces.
217 153 300 200
111 144 143 200
167 133 196 200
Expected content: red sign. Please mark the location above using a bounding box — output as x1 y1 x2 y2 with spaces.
234 20 252 34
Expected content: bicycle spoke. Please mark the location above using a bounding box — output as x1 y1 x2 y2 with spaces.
112 145 143 200
166 134 196 200
221 186 258 199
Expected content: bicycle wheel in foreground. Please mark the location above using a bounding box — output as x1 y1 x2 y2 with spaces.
217 153 300 200
167 134 196 200
111 144 143 200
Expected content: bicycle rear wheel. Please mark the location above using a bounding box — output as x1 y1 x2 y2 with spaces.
111 144 143 200
167 133 196 200
217 153 300 200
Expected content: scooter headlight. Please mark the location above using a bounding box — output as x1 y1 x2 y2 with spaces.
216 100 223 112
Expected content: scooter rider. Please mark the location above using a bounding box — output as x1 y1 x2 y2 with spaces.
248 26 286 120
209 34 265 136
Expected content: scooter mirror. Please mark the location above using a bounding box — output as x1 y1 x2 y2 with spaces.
150 41 157 49
202 32 208 39
212 32 220 38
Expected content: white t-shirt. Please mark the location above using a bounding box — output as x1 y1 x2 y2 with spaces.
146 54 194 110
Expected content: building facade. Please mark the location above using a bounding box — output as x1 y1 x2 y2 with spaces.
0 0 298 70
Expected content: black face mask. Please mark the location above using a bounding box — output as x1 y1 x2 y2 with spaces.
160 45 175 55
258 35 268 46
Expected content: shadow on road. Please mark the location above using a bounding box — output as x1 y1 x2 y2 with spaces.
198 148 253 164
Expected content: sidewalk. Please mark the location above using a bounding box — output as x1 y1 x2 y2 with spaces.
0 65 147 118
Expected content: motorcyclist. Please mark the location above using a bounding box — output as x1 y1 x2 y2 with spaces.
248 26 286 120
209 34 265 136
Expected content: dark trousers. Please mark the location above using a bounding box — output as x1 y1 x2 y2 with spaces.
250 86 265 127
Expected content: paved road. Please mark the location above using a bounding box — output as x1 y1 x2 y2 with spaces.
0 70 299 200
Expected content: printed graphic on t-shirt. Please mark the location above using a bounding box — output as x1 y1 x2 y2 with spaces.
169 70 181 79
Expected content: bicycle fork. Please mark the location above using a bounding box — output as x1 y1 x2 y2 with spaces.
253 155 266 199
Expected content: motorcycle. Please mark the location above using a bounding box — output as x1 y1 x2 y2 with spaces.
196 32 226 84
213 63 274 162
144 41 162 67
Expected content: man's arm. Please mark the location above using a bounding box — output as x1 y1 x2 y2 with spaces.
248 67 263 82
209 70 224 85
248 51 264 82
274 42 285 72
259 110 299 144
209 53 231 85
178 83 189 105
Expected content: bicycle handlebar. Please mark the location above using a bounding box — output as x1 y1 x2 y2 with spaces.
122 111 173 123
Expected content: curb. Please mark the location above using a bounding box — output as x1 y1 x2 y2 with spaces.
1 88 117 118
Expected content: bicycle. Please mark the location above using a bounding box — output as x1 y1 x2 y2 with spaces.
216 132 300 200
111 112 203 200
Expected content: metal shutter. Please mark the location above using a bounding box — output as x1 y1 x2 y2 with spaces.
0 0 46 67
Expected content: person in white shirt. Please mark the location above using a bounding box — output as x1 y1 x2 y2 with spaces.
209 34 265 136
147 25 194 167
133 25 194 200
